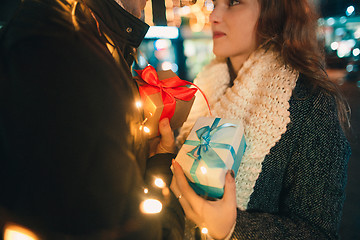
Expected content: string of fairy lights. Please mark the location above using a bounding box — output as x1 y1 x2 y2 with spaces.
2 100 211 240
3 175 210 240
136 99 211 239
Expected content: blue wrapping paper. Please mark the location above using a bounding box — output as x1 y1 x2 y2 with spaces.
175 117 246 198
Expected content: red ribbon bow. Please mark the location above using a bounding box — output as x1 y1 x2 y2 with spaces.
136 65 210 121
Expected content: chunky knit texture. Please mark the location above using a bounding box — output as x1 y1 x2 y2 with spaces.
177 48 299 209
177 48 351 239
230 79 350 239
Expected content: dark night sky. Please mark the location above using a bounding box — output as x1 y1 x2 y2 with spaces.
320 0 360 17
0 0 20 23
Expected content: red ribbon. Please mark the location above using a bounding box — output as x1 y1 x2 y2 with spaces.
135 65 211 121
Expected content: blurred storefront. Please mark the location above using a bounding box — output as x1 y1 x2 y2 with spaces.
135 26 213 81
134 0 214 81
135 0 360 86
320 13 360 84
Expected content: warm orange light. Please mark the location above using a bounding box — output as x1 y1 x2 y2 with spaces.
140 199 163 214
4 223 39 240
143 126 150 133
136 101 142 108
201 227 208 234
154 178 166 188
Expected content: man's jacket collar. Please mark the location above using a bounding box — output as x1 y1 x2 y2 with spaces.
83 0 149 48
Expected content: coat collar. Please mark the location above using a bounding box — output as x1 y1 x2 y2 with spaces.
83 0 149 48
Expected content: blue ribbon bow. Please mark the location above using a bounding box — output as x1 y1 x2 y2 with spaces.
184 118 237 184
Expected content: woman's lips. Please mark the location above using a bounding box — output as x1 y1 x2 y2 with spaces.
213 31 226 39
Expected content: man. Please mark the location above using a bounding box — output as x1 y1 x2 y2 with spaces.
0 0 184 239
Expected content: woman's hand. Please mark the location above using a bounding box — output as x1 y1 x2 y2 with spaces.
149 118 175 157
171 160 237 239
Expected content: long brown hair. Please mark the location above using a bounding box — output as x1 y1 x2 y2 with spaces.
256 0 350 131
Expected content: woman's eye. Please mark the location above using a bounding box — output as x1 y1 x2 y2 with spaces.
229 0 241 6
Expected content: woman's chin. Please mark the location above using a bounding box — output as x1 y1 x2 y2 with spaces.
212 48 230 58
213 51 229 59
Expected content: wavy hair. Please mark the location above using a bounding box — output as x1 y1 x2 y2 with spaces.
256 0 350 131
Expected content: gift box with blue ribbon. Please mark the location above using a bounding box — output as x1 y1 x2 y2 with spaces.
175 117 246 199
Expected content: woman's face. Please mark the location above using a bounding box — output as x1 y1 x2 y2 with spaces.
210 0 260 62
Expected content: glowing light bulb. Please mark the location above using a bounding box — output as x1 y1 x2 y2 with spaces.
4 224 39 240
161 61 173 71
143 126 150 133
154 178 166 188
144 188 149 194
201 227 208 234
346 64 354 72
140 199 163 214
162 187 170 196
136 101 142 108
200 166 207 174
346 6 355 16
353 48 360 56
331 42 339 50
326 17 335 26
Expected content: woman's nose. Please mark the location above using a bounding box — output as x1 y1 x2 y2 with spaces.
209 7 222 24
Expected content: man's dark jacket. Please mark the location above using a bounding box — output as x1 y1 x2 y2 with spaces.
0 0 184 239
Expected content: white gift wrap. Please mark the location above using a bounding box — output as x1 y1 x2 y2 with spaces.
175 116 246 198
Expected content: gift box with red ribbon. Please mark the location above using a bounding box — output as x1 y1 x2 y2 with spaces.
135 66 199 138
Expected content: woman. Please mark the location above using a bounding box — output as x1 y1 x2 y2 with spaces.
172 0 351 239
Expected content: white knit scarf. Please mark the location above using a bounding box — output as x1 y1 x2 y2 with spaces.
177 48 299 209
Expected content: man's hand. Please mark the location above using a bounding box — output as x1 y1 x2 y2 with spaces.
149 118 175 157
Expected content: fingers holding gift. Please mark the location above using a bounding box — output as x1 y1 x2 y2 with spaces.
197 174 237 239
222 170 237 208
170 175 181 200
171 162 203 224
172 160 205 211
215 170 237 235
156 118 175 154
172 161 237 239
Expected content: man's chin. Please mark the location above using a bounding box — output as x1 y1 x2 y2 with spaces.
116 1 142 18
134 11 142 18
129 9 142 18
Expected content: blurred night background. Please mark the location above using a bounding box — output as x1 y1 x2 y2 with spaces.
1 0 359 239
